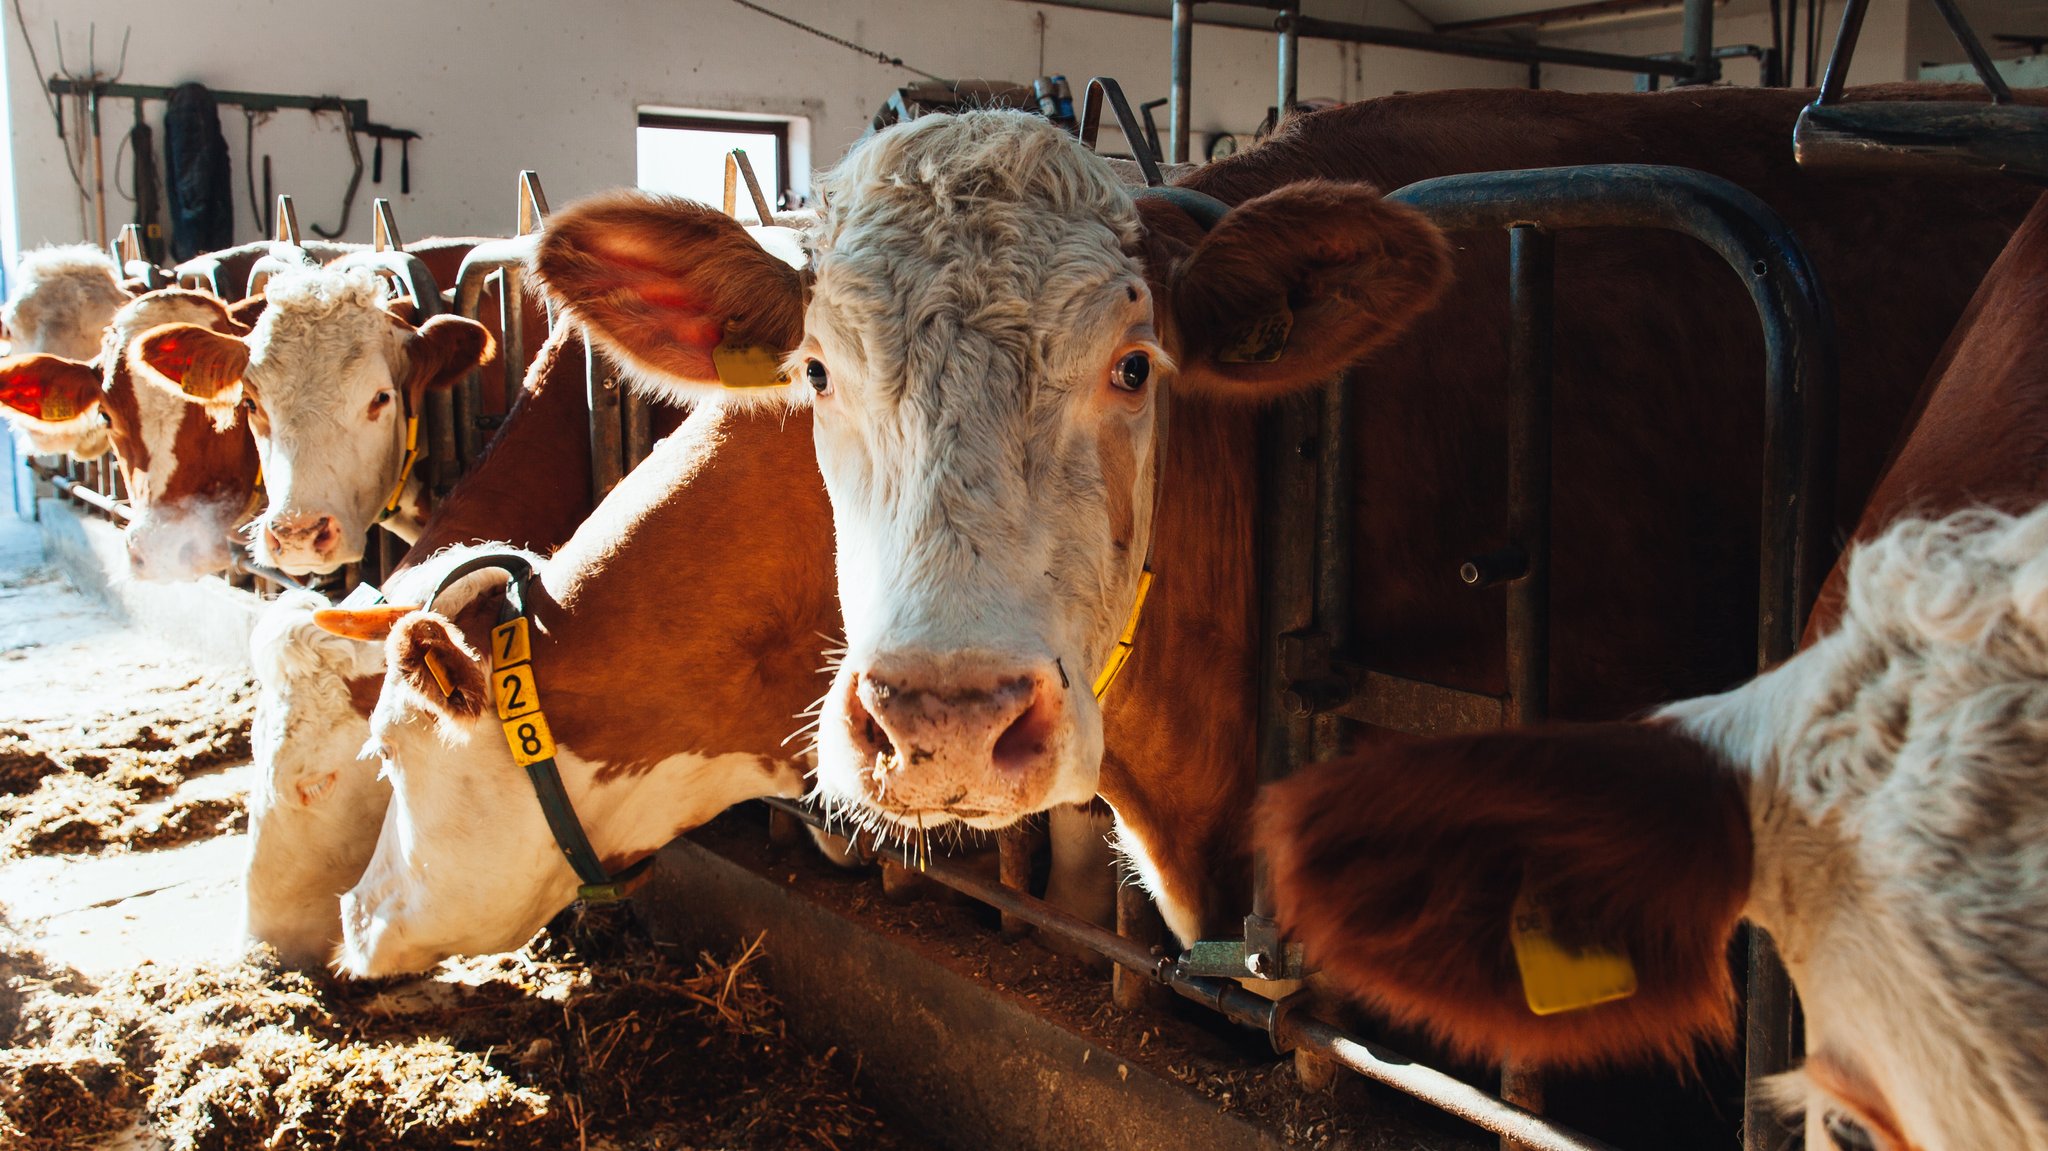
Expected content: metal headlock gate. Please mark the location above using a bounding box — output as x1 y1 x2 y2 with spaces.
769 157 1838 1151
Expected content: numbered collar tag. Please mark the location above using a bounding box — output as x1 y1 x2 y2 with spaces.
1510 883 1638 1017
712 342 792 389
490 616 555 767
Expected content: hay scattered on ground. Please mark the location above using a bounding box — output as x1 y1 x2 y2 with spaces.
0 922 919 1151
0 667 253 857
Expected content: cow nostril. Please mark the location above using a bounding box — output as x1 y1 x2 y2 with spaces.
313 517 340 554
993 684 1056 776
262 526 284 556
847 679 896 761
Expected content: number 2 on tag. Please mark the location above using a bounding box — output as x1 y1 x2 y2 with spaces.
495 665 539 720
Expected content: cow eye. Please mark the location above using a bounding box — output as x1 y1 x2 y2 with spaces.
1823 1112 1881 1151
1112 350 1151 393
805 359 831 396
368 390 394 416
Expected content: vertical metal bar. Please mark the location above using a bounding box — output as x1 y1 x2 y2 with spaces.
503 269 529 413
1312 374 1353 765
1679 0 1717 85
1277 5 1301 127
1744 932 1798 1151
623 389 654 470
1504 225 1553 730
427 388 460 493
1169 0 1193 164
584 328 625 500
88 90 109 249
274 195 300 245
1814 0 1867 105
372 199 402 251
998 826 1037 940
1500 223 1554 1151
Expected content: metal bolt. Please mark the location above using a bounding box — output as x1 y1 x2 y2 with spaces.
1246 950 1276 979
1280 689 1312 720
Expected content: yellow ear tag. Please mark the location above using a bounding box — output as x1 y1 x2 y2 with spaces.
1510 884 1638 1016
711 343 792 389
420 650 455 698
40 393 77 421
1217 306 1294 364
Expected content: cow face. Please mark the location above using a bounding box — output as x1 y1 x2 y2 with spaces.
0 290 258 580
0 244 130 460
1260 506 2048 1151
134 269 492 576
244 592 391 969
539 110 1449 837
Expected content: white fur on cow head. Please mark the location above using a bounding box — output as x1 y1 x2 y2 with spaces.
538 111 1450 840
0 245 129 458
1659 506 2048 1150
132 268 492 576
246 591 391 969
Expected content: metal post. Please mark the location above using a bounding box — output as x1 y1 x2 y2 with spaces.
273 195 300 244
1113 884 1171 1009
1169 0 1193 164
1277 5 1301 128
88 90 109 248
584 328 625 500
1678 0 1719 85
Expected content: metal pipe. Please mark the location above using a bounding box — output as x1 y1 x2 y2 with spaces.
1283 1018 1623 1151
1678 0 1719 84
1504 224 1554 730
29 462 132 522
1276 5 1300 126
1170 0 1193 165
88 90 110 249
1931 0 2012 104
1281 13 1699 77
1812 0 1867 105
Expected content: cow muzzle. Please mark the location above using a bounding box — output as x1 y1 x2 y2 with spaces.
262 511 349 574
836 652 1072 825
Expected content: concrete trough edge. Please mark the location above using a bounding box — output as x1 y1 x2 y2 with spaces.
640 834 1295 1151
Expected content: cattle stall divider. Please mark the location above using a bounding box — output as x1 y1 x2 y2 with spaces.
763 162 1834 1151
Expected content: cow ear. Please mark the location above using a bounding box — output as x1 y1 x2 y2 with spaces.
535 190 807 403
133 322 253 408
1166 180 1450 401
389 611 490 722
1255 720 1752 1071
382 294 421 326
227 294 268 332
0 354 103 426
397 314 495 396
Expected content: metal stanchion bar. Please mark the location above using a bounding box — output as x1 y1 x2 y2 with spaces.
1169 0 1193 164
1279 13 1700 78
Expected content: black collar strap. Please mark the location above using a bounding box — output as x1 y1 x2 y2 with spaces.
426 551 652 903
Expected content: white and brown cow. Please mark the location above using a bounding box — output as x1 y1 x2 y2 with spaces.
0 244 133 458
134 266 493 575
0 289 261 579
538 87 2034 956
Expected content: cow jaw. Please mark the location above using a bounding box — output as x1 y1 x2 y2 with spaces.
802 115 1160 833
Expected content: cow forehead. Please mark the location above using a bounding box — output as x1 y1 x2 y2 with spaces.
246 268 398 400
810 110 1146 396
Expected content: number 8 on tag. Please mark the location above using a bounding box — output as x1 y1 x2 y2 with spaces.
503 713 556 766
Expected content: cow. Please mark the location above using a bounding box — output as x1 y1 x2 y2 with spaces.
534 84 2037 954
241 320 693 967
0 289 261 580
0 244 133 458
1255 190 2048 1150
131 266 494 575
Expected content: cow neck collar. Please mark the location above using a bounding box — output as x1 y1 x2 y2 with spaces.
425 550 652 904
1091 185 1230 701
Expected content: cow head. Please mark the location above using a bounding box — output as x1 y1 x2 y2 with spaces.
0 244 132 459
0 290 258 580
244 591 391 969
539 110 1449 835
133 268 493 575
1260 506 2048 1150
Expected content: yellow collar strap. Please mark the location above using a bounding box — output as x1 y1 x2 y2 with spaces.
1091 566 1153 700
377 413 421 523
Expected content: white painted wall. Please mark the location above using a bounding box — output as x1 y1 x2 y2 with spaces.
2 0 1522 279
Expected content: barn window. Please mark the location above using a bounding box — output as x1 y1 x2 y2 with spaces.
636 112 796 214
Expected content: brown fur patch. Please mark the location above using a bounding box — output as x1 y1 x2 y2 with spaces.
396 315 496 402
1256 721 1752 1071
132 323 251 403
1165 180 1451 401
346 674 383 720
533 191 806 388
391 613 490 721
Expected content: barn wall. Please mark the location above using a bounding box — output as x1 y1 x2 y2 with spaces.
0 0 1522 276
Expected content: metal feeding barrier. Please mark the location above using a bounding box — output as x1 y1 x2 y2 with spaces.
766 158 1835 1151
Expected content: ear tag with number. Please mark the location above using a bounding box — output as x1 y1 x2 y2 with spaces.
421 649 455 698
40 392 78 421
712 343 792 389
1217 305 1294 365
1510 884 1638 1016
